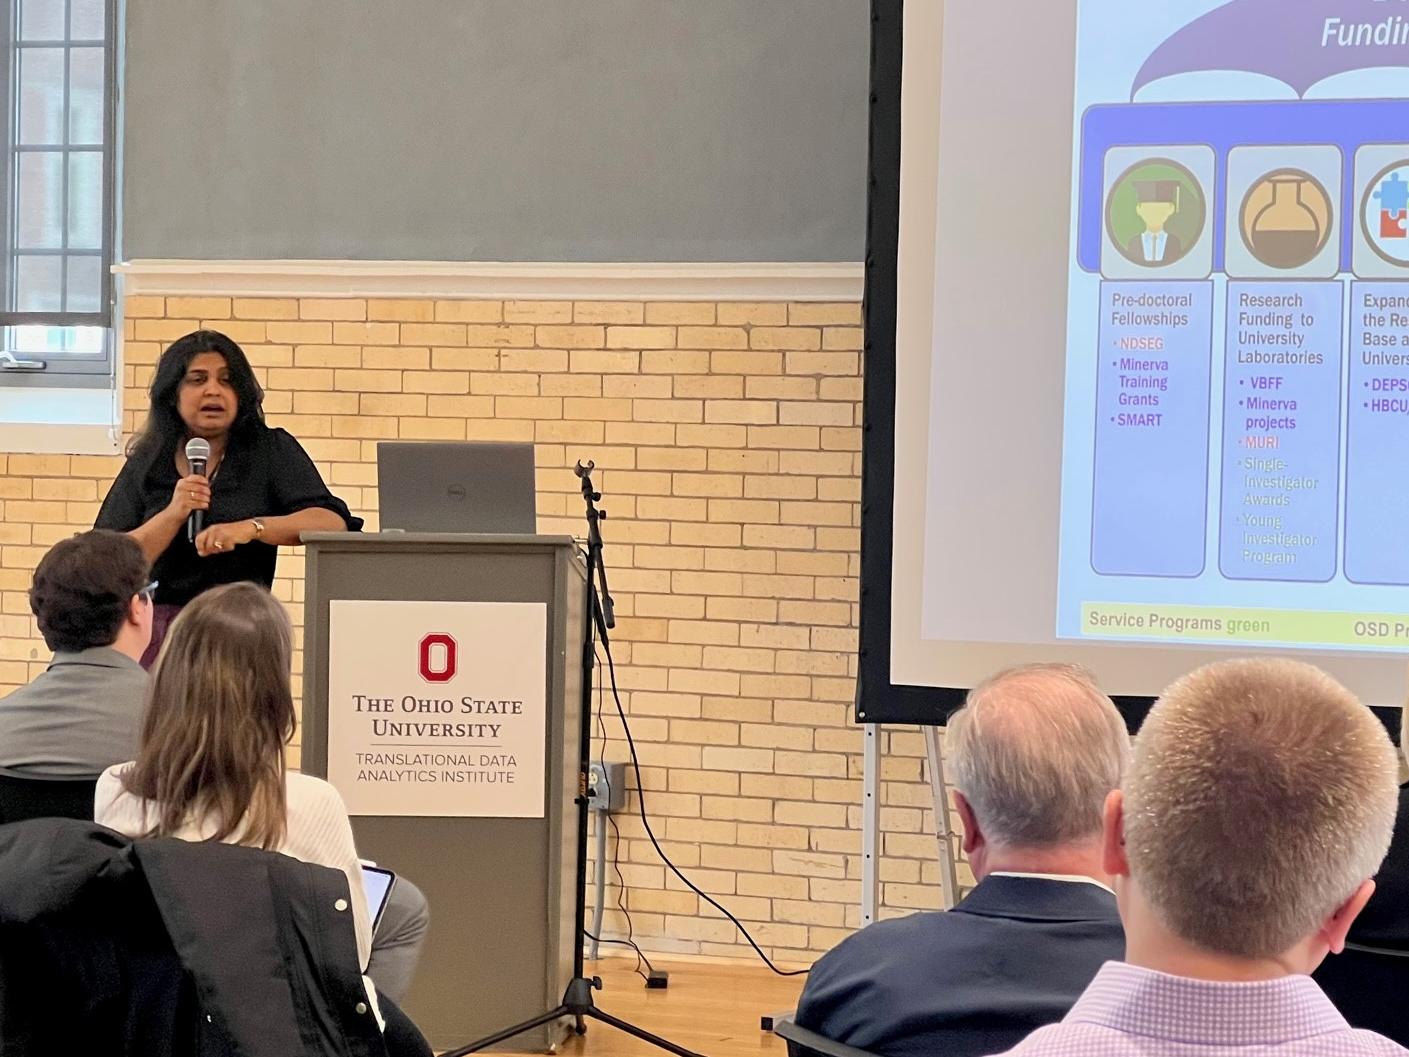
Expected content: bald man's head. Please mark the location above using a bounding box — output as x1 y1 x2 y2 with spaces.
947 664 1130 848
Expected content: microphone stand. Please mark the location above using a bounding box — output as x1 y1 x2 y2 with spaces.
443 462 702 1057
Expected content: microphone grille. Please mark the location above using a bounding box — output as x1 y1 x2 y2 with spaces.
185 437 212 461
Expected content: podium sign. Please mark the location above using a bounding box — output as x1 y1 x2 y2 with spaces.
303 533 583 1049
326 599 548 818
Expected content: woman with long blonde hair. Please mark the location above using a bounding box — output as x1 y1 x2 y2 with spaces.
95 583 429 1053
113 582 300 853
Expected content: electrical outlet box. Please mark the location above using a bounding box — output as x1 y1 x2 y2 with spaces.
586 760 627 811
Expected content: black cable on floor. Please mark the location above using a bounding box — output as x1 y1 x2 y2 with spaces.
584 930 657 958
599 637 810 978
591 646 654 982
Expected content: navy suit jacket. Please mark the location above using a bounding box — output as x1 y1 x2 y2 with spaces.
795 875 1124 1057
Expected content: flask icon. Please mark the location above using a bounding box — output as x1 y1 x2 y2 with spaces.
1240 170 1332 270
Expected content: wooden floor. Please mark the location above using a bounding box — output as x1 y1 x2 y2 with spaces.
495 957 808 1057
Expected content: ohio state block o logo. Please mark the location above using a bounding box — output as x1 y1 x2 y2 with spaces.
418 633 458 683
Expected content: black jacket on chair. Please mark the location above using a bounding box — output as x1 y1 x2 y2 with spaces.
0 818 388 1057
795 875 1124 1057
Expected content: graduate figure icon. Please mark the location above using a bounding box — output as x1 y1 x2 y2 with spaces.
1105 159 1206 269
1128 180 1183 264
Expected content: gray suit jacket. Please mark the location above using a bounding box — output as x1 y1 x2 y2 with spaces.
0 647 147 778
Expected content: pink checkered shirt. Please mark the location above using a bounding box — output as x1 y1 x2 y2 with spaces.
996 962 1408 1056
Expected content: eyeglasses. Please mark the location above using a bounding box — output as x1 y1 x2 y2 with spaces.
139 581 159 604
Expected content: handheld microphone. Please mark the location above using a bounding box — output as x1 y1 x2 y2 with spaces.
185 437 211 543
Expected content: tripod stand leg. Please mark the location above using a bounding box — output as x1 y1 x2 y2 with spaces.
584 1007 708 1057
446 473 700 1057
440 1005 572 1057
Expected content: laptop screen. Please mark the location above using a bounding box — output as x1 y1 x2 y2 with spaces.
376 441 537 533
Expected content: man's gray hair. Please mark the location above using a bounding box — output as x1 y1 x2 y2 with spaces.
946 663 1130 847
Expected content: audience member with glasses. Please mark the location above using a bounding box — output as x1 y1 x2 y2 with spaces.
0 530 154 780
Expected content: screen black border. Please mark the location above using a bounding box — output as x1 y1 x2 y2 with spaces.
856 0 1159 730
857 0 959 726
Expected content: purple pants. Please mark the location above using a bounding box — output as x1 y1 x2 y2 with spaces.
140 603 184 670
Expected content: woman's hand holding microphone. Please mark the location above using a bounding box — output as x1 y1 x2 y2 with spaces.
166 474 211 524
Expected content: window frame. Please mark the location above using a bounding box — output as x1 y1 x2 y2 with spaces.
0 0 118 386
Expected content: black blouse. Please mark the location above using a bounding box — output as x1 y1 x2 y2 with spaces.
95 426 363 606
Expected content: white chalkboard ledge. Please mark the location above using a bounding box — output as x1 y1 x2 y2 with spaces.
113 260 864 303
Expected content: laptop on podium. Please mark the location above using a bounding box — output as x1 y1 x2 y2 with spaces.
377 441 537 533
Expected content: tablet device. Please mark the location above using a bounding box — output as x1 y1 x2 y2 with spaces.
362 865 396 930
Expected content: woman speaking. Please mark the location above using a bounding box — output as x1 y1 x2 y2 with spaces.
96 330 362 665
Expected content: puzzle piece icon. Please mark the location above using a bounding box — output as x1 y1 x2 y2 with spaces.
1382 209 1408 240
1376 172 1409 214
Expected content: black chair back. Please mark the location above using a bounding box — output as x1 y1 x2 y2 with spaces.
772 1012 883 1057
1314 942 1409 1046
0 773 97 825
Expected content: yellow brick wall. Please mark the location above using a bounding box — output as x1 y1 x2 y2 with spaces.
0 292 968 963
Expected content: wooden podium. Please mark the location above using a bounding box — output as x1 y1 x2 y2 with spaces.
301 532 586 1052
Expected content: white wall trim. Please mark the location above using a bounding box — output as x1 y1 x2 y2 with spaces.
114 260 865 302
0 422 121 455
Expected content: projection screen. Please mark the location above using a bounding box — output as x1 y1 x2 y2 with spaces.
859 0 1409 724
